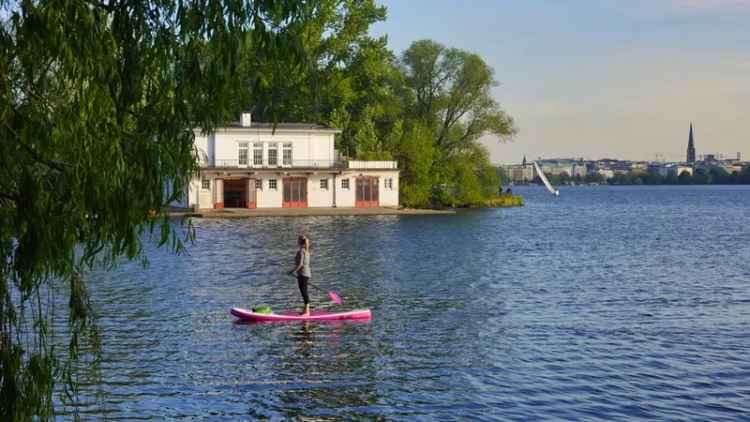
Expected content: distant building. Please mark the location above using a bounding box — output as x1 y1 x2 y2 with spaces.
687 123 696 164
631 161 649 172
648 163 668 177
537 159 586 176
572 163 587 178
597 169 615 179
646 163 692 177
502 164 534 183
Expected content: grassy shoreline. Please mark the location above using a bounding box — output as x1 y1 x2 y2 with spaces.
482 194 525 208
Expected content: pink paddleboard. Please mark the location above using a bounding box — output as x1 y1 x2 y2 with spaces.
230 307 372 322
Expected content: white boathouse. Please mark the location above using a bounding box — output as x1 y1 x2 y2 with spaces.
175 113 399 209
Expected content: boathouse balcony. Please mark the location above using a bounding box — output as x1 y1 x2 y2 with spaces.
199 158 398 171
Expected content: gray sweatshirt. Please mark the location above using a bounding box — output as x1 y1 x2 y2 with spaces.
295 249 311 277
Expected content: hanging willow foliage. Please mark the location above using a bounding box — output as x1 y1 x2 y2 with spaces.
0 0 305 419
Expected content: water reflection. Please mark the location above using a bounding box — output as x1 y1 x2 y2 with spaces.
62 186 750 420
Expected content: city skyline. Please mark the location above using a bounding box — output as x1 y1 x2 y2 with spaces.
497 122 744 164
373 0 750 164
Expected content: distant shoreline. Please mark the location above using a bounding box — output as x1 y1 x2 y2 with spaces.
510 183 750 187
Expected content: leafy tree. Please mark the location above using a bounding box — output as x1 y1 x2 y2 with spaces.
642 171 664 185
401 39 516 150
479 160 502 198
584 172 606 184
678 170 693 184
496 167 509 189
0 1 305 419
328 107 351 153
447 152 484 206
558 172 571 185
395 122 435 207
708 166 731 184
692 168 711 185
242 0 393 137
353 107 393 160
400 39 516 206
741 166 750 184
664 172 679 185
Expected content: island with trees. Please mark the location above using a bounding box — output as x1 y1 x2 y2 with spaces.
0 1 521 419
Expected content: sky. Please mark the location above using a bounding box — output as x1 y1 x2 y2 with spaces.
372 0 750 164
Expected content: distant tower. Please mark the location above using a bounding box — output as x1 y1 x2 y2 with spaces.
686 123 696 164
522 155 527 167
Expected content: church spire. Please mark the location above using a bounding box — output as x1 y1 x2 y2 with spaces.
687 122 696 164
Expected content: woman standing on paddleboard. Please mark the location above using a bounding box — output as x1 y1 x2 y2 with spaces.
288 235 311 316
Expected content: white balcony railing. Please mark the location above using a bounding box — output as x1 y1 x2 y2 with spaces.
202 159 398 170
346 160 398 169
205 159 345 168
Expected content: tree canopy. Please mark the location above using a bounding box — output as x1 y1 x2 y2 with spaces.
1 1 518 418
605 167 750 185
1 1 307 419
245 31 517 207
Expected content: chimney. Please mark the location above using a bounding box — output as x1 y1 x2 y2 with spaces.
240 112 252 127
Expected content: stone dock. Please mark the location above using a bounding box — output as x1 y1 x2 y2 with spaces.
167 207 455 219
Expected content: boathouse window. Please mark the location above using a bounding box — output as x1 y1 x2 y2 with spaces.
283 143 292 166
268 143 278 166
269 179 277 190
201 178 210 190
238 143 249 166
341 178 349 189
253 143 263 166
385 178 393 189
320 178 328 190
255 179 262 190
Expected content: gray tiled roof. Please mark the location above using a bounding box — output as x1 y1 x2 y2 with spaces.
226 122 337 131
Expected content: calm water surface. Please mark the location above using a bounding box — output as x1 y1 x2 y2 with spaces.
70 186 750 420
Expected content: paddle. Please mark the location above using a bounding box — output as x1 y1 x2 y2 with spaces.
287 273 342 305
309 282 342 305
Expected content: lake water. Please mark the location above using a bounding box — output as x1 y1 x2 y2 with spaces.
70 185 750 420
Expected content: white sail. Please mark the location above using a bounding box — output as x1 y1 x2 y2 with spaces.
533 161 560 196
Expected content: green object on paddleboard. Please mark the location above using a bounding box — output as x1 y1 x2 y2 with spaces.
252 306 273 314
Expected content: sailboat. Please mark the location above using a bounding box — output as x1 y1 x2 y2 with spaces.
533 161 560 196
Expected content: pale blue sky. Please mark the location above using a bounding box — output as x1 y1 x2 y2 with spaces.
372 0 750 163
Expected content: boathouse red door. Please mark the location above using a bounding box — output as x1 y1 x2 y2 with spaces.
355 176 379 208
283 177 307 208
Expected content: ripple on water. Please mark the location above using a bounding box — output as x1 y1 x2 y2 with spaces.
54 186 750 420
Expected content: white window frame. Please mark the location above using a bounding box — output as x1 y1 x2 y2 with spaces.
385 178 393 189
201 177 210 190
341 178 349 189
320 178 328 190
268 142 278 167
269 179 278 190
253 142 263 166
282 143 292 166
255 179 263 190
238 142 249 167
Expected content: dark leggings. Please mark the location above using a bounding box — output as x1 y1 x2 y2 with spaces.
297 275 310 304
